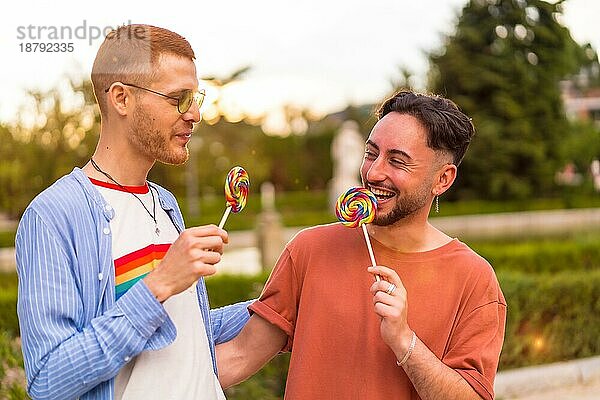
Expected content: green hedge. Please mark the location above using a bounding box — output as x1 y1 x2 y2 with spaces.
468 232 600 273
183 191 333 232
0 331 28 399
0 230 15 248
0 273 19 338
499 269 600 369
0 271 27 398
205 273 268 307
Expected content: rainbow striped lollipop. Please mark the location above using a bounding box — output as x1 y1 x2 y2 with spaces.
336 187 377 228
336 187 380 281
218 166 250 228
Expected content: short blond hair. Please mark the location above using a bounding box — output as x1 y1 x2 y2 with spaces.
91 24 195 115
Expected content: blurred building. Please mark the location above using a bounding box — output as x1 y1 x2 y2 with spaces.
561 79 600 126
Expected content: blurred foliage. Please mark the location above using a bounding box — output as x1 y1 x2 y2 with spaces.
0 77 342 220
169 117 336 193
0 80 99 218
0 231 16 248
0 274 19 338
558 119 600 175
498 269 600 369
0 272 26 398
0 331 28 400
205 272 268 308
466 230 600 273
183 189 335 231
435 193 600 216
428 0 600 200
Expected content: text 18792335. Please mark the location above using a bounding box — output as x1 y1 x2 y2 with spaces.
18 42 74 53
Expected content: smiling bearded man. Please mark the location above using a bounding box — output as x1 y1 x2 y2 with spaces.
215 90 506 400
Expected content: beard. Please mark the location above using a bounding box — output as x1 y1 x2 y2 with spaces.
129 105 189 165
373 185 431 226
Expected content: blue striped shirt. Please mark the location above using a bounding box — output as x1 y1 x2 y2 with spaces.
15 168 251 400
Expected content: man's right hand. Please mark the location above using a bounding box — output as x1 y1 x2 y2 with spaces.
143 224 228 302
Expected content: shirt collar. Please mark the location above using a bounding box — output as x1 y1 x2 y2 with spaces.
70 167 175 218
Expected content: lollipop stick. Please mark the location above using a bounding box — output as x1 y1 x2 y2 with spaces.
218 205 232 229
361 224 381 282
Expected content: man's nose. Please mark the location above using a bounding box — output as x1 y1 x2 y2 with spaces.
366 156 386 182
183 101 201 124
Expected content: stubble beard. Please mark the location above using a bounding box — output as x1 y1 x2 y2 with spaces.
129 105 189 166
373 185 431 226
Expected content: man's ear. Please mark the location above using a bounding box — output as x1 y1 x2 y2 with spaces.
106 84 131 117
433 163 457 197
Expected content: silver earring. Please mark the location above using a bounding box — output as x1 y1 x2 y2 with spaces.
435 195 439 213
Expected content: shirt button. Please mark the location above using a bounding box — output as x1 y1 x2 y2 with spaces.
124 356 131 362
103 227 110 235
104 204 113 211
98 272 103 281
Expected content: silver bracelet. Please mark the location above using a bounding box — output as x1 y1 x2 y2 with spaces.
396 331 417 367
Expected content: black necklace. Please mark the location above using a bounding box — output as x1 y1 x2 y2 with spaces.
90 158 160 235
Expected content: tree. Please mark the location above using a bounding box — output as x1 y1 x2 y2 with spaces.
2 68 345 219
0 80 99 217
428 0 599 200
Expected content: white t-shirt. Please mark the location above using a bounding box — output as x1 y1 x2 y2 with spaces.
91 178 225 400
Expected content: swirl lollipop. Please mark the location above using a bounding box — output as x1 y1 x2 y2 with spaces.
336 187 380 281
336 187 377 227
218 166 250 228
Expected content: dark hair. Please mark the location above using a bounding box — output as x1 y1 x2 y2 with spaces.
376 90 475 165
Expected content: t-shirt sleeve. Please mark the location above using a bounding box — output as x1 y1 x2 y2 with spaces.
441 272 507 400
248 247 301 352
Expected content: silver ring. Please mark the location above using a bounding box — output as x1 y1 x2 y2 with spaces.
385 283 396 295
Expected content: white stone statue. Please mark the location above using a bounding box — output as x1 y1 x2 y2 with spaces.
591 159 600 192
256 181 284 271
329 120 365 208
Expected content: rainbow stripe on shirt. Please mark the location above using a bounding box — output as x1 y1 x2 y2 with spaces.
115 243 171 300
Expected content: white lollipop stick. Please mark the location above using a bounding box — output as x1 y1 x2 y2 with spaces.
218 205 232 229
362 224 381 282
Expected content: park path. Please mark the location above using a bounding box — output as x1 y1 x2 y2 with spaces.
494 356 600 399
500 378 600 399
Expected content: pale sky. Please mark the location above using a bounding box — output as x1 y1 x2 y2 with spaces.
1 0 598 128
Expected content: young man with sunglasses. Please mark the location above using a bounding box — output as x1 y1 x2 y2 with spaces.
16 24 249 400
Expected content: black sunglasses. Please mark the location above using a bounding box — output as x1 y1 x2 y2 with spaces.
105 82 205 114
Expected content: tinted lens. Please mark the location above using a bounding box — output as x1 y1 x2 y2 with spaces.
178 90 194 113
177 90 205 113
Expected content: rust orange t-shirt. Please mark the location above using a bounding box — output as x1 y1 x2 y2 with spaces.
249 223 506 400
